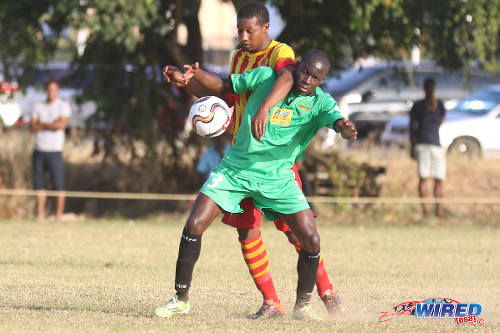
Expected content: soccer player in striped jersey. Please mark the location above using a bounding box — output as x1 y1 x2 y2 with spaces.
161 1 343 318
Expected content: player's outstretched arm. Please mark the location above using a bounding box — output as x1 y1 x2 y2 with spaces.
334 118 358 140
251 65 294 140
162 65 185 87
184 62 233 95
162 64 219 98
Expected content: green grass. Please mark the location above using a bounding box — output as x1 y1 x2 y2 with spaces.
0 218 498 332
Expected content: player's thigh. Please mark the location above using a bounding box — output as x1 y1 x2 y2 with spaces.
273 164 317 232
32 151 46 190
200 168 250 214
253 178 309 220
278 209 319 251
46 152 65 190
185 193 224 235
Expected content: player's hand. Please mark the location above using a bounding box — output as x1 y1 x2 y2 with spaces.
251 106 269 141
337 118 358 140
162 65 186 87
182 62 200 85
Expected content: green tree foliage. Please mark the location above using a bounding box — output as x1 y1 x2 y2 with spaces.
0 0 65 86
271 0 500 73
60 0 204 164
4 0 500 160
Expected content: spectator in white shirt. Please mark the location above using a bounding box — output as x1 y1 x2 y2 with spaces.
30 81 71 222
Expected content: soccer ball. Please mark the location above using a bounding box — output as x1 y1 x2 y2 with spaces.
189 96 231 138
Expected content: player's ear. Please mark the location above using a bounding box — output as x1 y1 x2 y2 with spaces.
262 22 270 32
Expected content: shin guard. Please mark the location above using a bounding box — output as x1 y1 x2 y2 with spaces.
296 249 320 308
174 228 202 301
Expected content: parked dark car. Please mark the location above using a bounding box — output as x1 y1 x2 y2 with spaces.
322 62 500 139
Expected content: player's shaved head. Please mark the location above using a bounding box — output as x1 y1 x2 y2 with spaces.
301 49 331 73
237 1 269 26
294 49 330 95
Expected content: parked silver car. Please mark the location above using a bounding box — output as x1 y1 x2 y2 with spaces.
322 62 500 139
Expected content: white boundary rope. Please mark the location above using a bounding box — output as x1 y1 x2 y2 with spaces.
1 189 500 205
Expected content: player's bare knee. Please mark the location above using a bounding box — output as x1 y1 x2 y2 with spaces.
185 216 208 235
309 232 321 251
302 231 320 252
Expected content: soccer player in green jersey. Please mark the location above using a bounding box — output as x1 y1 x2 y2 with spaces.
154 49 357 319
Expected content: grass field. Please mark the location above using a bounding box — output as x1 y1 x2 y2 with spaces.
0 218 498 332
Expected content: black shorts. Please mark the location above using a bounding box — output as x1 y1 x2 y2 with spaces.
33 150 65 190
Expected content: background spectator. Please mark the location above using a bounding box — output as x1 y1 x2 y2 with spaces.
30 81 71 221
196 134 230 180
409 78 446 218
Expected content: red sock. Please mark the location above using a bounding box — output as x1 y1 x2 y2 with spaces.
289 239 334 297
316 255 334 297
240 233 280 304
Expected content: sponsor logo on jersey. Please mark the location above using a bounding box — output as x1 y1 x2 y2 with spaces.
270 107 293 126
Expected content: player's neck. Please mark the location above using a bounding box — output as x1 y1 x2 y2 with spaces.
254 37 272 53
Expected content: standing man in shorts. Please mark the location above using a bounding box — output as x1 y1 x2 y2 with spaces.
154 49 357 319
409 77 446 217
162 1 342 318
30 81 71 221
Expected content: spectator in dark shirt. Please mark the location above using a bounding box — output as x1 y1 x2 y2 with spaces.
409 78 446 218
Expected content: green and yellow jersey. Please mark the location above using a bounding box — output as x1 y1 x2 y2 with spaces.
220 66 343 183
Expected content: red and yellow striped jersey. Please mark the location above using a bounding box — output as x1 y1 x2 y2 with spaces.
227 40 295 143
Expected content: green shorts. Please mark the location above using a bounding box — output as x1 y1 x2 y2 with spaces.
200 167 310 221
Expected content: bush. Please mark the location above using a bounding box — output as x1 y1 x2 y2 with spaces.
305 150 386 197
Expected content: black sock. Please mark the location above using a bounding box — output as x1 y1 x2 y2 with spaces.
295 249 320 310
175 228 202 302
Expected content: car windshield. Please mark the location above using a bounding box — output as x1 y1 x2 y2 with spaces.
452 89 500 115
322 66 386 98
